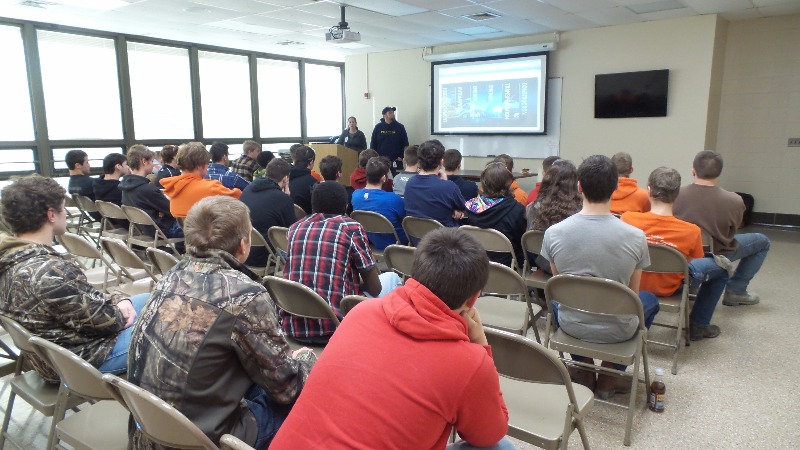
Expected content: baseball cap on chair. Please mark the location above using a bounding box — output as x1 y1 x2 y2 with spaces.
381 106 396 115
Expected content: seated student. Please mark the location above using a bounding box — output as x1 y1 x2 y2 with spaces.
0 175 146 382
271 228 513 450
240 158 297 267
160 142 242 218
283 182 402 344
252 150 275 179
289 144 323 182
527 155 561 205
319 155 343 182
229 140 262 182
120 145 182 238
404 140 467 228
66 149 95 199
155 144 181 189
349 149 392 192
465 162 526 268
205 142 250 191
540 155 658 398
393 144 419 198
128 196 316 449
351 157 408 249
493 154 527 205
674 150 770 306
288 145 319 214
93 152 129 206
622 167 728 340
610 152 650 214
444 148 479 201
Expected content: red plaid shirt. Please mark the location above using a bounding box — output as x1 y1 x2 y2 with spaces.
282 214 375 338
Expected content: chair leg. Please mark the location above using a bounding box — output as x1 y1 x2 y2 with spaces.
45 384 70 450
0 389 17 450
575 416 592 450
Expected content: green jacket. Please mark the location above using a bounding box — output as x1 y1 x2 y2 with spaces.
0 234 125 382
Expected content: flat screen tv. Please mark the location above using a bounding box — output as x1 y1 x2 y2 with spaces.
594 69 669 118
431 53 548 135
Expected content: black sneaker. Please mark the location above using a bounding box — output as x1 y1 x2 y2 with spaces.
690 324 721 341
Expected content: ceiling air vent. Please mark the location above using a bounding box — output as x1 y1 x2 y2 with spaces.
19 0 57 8
462 11 500 22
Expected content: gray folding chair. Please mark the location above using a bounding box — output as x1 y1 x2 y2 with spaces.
340 295 368 317
246 228 274 278
220 434 255 450
645 244 690 375
28 337 129 450
382 244 415 281
94 200 129 243
401 216 443 247
460 225 520 272
122 205 184 256
100 238 157 296
478 262 543 343
521 230 551 307
267 226 289 274
700 228 715 254
101 374 218 450
485 328 593 450
56 232 122 292
544 274 651 446
0 316 84 450
71 195 102 245
146 247 180 278
351 210 401 265
263 276 339 353
294 204 307 221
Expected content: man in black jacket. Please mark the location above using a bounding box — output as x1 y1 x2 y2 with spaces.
370 106 409 176
119 145 182 238
240 158 297 267
93 153 129 206
288 146 318 214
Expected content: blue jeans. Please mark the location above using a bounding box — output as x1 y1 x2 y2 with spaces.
166 220 184 238
722 233 770 294
244 384 292 450
447 437 516 450
687 257 729 327
365 272 404 298
97 292 149 374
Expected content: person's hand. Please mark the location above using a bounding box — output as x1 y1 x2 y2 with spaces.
282 183 291 195
117 299 137 329
461 306 488 346
292 347 315 358
452 210 465 220
437 169 448 181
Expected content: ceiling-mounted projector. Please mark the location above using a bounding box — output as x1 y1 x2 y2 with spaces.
326 5 361 43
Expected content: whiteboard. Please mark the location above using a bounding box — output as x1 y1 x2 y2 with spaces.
434 77 562 159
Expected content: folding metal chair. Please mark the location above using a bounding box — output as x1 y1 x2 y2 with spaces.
220 434 255 450
478 262 543 343
459 225 520 272
645 244 690 375
351 210 401 268
56 232 122 292
382 244 415 281
294 204 307 221
521 229 551 307
122 205 184 256
267 226 289 274
146 247 180 278
100 238 157 296
94 200 130 243
263 276 339 353
246 228 274 278
401 216 443 247
71 195 102 245
340 295 368 317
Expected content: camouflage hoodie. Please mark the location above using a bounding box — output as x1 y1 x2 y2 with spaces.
0 234 125 382
128 249 316 449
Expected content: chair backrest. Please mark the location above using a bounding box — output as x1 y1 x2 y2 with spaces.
101 374 218 450
460 225 518 270
263 276 340 324
101 237 157 281
545 274 645 326
484 262 529 299
294 204 307 221
402 216 443 246
646 244 689 277
484 328 567 386
340 295 367 317
95 200 128 222
700 228 715 253
220 434 255 450
382 244 415 279
351 210 400 244
28 336 112 400
147 247 180 276
73 194 99 215
121 204 158 229
0 315 36 354
267 226 289 255
57 232 106 261
520 229 545 271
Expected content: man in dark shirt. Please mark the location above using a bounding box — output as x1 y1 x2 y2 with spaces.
288 146 318 214
93 152 129 205
444 148 479 201
66 149 95 199
119 145 182 238
155 144 181 189
370 106 409 176
404 140 466 228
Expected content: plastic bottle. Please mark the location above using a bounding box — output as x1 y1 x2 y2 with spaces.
648 367 666 412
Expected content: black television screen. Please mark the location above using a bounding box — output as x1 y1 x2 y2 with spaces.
595 69 669 118
431 53 548 135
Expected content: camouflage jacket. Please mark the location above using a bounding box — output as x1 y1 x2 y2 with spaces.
128 249 316 449
0 234 125 382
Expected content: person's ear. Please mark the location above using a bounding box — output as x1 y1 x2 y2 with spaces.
577 181 583 193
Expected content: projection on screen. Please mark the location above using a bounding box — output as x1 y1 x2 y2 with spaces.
432 54 548 135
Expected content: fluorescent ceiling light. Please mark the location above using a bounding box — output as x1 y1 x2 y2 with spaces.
55 0 130 11
453 26 501 36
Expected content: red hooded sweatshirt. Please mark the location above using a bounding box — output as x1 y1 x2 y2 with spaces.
610 177 650 215
270 279 509 449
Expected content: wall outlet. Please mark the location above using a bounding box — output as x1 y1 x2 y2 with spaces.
790 138 800 147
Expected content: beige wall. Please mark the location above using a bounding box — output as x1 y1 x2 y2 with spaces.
716 14 800 215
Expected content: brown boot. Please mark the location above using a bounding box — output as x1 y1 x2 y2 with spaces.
596 361 631 400
568 366 596 391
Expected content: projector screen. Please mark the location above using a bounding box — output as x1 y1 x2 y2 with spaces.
431 53 548 135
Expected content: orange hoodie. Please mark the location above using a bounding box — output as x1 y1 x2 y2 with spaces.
160 173 241 218
510 180 528 206
610 177 650 214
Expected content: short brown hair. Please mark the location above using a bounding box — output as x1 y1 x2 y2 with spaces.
612 152 633 177
494 154 514 172
243 140 261 156
266 158 291 184
365 157 390 185
693 150 723 179
294 146 315 167
184 196 251 257
161 145 178 164
443 149 462 172
542 155 561 173
319 155 343 181
417 140 445 172
480 162 514 199
648 167 682 204
127 144 154 171
412 228 489 309
358 149 378 168
1 175 66 234
403 145 419 166
176 142 211 172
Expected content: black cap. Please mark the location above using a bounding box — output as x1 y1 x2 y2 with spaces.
381 106 396 115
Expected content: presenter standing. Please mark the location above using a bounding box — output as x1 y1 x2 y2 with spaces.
336 116 367 151
370 106 409 176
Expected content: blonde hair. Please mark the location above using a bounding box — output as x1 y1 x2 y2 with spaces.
184 196 251 257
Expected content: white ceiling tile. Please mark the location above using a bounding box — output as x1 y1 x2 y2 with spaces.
401 11 476 28
192 0 279 14
487 0 571 19
541 0 618 14
531 12 597 31
638 7 698 21
424 29 482 42
752 0 796 5
759 2 800 15
720 8 765 20
486 17 554 34
339 0 428 17
261 7 337 27
207 19 294 35
296 2 391 22
437 3 502 17
368 15 438 33
578 6 640 26
681 0 756 14
401 0 471 9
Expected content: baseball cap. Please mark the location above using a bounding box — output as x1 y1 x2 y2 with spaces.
381 106 396 115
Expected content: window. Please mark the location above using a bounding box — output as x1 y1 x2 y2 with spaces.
37 31 123 140
52 147 122 171
0 149 36 173
0 25 34 141
304 63 343 137
257 59 301 138
127 42 194 140
198 51 252 139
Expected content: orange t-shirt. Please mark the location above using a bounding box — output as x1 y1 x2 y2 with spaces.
510 180 527 206
621 211 703 296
